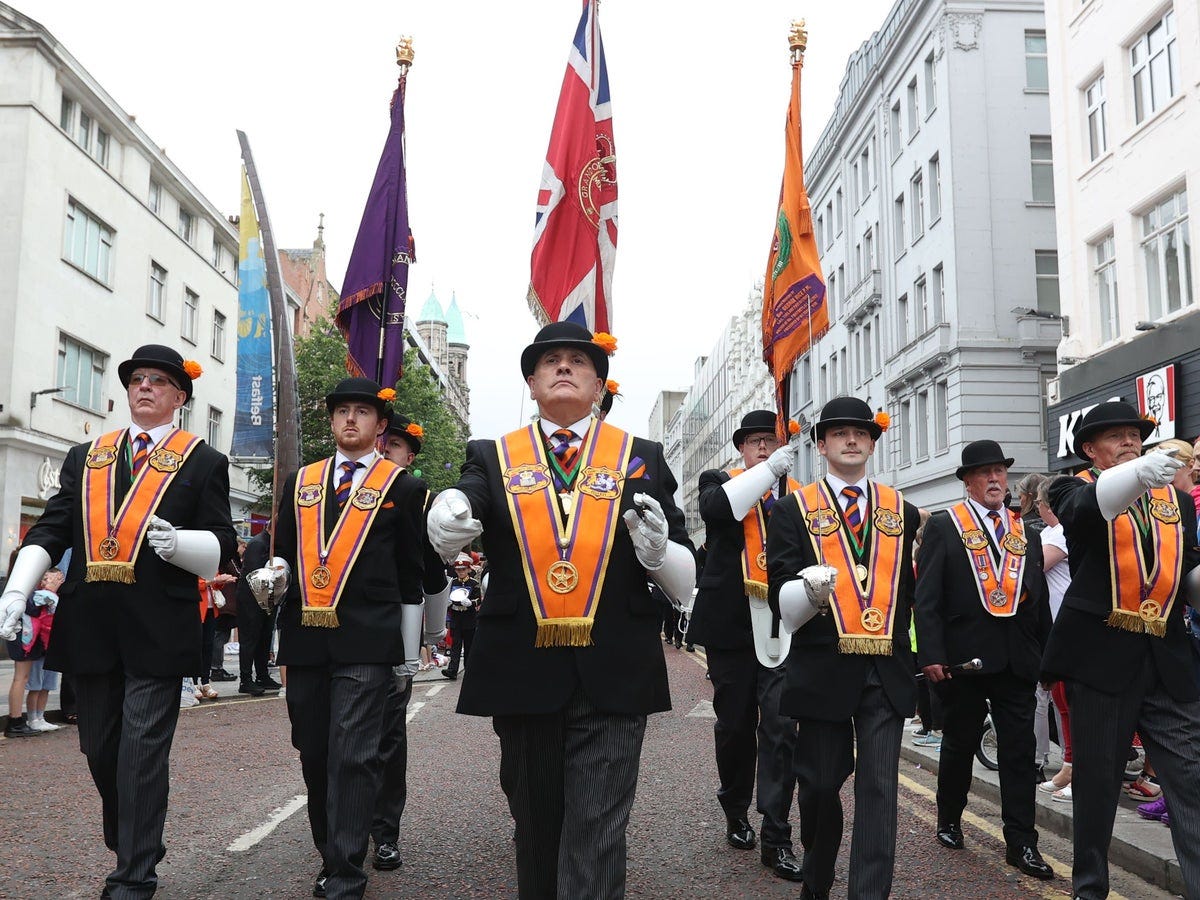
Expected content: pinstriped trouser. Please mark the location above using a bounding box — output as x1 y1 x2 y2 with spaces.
493 689 648 900
75 670 181 900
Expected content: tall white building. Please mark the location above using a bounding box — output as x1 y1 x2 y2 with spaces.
795 0 1061 508
1044 1 1200 466
0 4 261 555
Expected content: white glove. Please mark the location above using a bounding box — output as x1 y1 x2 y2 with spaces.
146 515 178 559
800 564 838 611
0 594 24 642
428 489 483 562
212 588 226 609
622 493 670 570
247 557 290 610
1095 447 1186 520
765 443 797 478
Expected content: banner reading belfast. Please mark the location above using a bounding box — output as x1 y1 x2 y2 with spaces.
762 41 826 430
527 0 617 334
231 168 274 460
339 66 415 386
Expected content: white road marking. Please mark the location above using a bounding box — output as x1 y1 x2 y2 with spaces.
425 683 445 697
687 699 716 718
227 794 307 852
406 700 426 724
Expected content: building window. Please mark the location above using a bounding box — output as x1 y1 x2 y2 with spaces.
911 172 925 239
906 77 919 136
835 188 844 235
923 52 937 112
890 101 902 157
63 198 114 284
182 288 199 343
1084 75 1107 161
178 208 195 243
1025 30 1048 90
1131 12 1178 125
1035 250 1061 315
934 381 948 451
59 94 109 166
860 145 871 197
148 180 163 215
827 271 836 318
915 275 929 334
1142 188 1192 319
1030 136 1054 203
932 263 945 325
897 293 909 346
148 262 167 321
59 95 74 131
862 322 872 380
873 313 882 372
893 194 906 254
56 333 107 412
207 406 223 451
825 200 834 249
212 310 226 361
179 398 193 432
1093 234 1119 342
928 153 942 222
916 390 929 459
899 400 912 466
851 161 860 206
864 226 874 271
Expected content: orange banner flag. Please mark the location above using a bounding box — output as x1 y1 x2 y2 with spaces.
762 46 827 438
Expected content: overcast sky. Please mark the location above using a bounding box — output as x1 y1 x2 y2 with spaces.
18 0 897 439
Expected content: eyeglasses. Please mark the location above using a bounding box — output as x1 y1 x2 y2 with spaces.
128 372 180 389
743 436 781 449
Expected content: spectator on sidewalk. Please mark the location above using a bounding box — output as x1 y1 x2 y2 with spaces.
236 525 278 696
441 555 480 680
1035 481 1073 801
5 568 64 736
209 545 242 682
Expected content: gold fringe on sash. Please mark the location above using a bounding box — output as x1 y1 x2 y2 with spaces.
1106 609 1167 638
838 636 893 656
302 607 340 628
85 562 136 584
535 618 594 648
743 580 769 600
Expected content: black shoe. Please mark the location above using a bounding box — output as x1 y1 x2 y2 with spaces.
373 841 402 871
1034 763 1047 785
725 816 756 850
685 643 695 652
210 668 238 682
313 868 329 897
238 681 266 697
664 634 673 643
674 638 682 648
255 676 283 690
1006 844 1054 880
799 881 827 900
936 823 964 850
442 670 458 680
4 719 40 738
762 846 804 881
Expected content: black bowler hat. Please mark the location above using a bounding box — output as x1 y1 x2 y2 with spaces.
118 344 197 400
520 321 610 380
732 410 778 448
1072 401 1154 460
325 377 389 417
811 397 881 442
955 440 1015 480
386 411 423 454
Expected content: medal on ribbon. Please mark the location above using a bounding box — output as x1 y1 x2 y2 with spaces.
947 504 1026 617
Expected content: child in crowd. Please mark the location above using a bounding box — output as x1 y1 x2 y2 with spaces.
4 568 64 737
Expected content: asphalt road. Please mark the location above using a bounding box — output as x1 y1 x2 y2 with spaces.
0 646 1176 899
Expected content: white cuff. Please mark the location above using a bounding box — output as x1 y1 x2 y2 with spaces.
649 542 696 609
778 579 820 633
1095 459 1148 521
1 545 52 602
423 581 450 642
720 461 779 521
164 530 221 580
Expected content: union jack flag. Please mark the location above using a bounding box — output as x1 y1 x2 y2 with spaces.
527 0 617 334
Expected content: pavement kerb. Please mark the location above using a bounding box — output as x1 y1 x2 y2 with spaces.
899 737 1185 895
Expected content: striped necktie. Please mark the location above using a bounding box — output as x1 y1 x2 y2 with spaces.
549 428 579 473
987 510 1005 542
841 485 863 539
335 460 363 508
131 432 151 476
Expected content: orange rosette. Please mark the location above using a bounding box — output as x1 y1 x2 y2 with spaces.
377 388 397 402
592 332 618 355
182 360 203 380
874 411 891 432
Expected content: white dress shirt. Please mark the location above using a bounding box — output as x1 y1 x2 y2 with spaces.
333 449 380 492
824 472 869 523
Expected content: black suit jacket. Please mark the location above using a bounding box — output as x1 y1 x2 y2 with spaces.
274 461 426 667
767 484 920 722
448 575 481 630
1042 475 1200 700
25 434 236 677
913 508 1051 683
687 469 758 650
454 433 693 717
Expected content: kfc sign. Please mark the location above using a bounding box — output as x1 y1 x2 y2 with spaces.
1056 397 1122 459
1135 364 1177 444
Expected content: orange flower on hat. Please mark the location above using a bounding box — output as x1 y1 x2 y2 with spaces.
787 419 801 436
605 379 621 396
874 411 891 432
592 332 618 355
1142 414 1158 427
405 423 425 439
182 360 203 380
377 388 397 402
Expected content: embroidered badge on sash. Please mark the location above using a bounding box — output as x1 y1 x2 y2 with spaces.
873 507 904 537
86 445 118 469
147 447 184 473
806 508 840 536
505 464 552 495
297 483 324 507
961 529 988 551
351 487 381 510
1149 498 1181 524
578 467 623 501
1001 532 1027 556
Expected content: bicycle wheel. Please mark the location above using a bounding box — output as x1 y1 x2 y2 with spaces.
976 717 1000 770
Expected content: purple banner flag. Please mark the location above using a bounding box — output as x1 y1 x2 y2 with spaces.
339 73 414 386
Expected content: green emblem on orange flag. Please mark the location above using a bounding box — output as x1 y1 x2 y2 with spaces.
772 209 792 281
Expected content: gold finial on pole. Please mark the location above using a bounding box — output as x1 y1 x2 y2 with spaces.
396 36 415 76
789 20 808 64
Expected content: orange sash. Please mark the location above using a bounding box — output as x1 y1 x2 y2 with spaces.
294 456 403 628
497 419 632 647
728 468 799 600
794 480 906 655
82 428 202 583
947 503 1027 617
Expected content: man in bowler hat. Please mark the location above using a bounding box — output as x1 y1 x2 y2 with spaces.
1043 401 1200 898
914 440 1053 879
0 344 236 899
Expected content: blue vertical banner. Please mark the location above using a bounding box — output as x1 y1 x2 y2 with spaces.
231 167 274 459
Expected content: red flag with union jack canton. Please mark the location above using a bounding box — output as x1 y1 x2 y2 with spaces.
527 0 617 334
